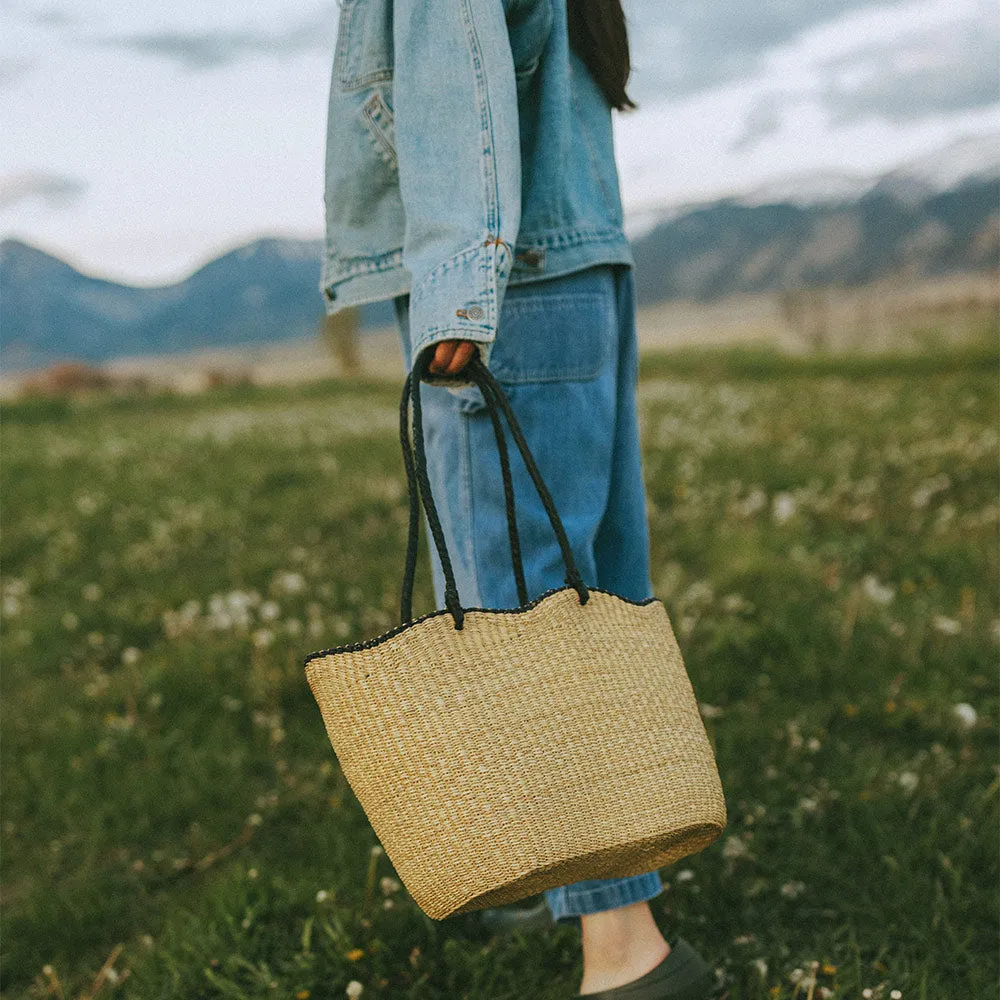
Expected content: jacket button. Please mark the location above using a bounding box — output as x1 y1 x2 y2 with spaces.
466 305 484 320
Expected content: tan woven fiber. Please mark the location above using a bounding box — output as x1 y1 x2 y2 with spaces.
305 586 726 920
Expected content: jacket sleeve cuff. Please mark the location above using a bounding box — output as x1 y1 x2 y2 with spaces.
406 239 512 380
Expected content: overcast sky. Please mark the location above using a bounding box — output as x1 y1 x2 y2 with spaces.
2 0 998 285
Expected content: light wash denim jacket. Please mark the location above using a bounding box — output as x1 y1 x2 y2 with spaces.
321 0 635 369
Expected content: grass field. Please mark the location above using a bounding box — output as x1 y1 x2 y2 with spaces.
2 344 997 999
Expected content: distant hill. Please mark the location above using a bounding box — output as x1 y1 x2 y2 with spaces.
629 177 998 305
2 135 998 371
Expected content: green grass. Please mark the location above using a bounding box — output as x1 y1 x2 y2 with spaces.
2 345 997 999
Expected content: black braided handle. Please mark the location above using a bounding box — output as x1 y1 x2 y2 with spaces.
399 349 589 630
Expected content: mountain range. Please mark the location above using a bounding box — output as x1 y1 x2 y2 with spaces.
2 134 997 372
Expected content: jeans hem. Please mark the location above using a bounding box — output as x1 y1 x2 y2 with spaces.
544 871 664 925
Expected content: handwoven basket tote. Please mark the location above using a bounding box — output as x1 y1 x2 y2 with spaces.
305 353 726 920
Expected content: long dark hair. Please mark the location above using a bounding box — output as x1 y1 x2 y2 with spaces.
566 0 637 112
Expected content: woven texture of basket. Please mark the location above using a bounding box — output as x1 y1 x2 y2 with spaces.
304 353 726 920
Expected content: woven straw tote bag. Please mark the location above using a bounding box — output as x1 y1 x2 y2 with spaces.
305 352 727 920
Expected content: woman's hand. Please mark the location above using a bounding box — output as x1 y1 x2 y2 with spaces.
429 339 478 375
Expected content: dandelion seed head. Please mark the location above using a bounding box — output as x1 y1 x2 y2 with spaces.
316 889 329 902
952 703 977 729
345 980 364 998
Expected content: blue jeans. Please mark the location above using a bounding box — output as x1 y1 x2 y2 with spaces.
392 263 664 924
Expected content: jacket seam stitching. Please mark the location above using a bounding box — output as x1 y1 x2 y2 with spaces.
461 0 500 329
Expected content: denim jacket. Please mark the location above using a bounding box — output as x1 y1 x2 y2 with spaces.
321 0 635 369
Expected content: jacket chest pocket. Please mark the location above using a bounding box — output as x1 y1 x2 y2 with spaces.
333 0 394 91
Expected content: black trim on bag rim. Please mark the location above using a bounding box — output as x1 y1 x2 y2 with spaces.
303 585 660 666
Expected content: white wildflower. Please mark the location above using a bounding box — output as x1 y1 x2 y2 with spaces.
247 813 263 827
380 877 401 896
61 611 79 630
699 703 724 719
780 881 806 898
910 473 950 509
738 488 767 517
722 836 749 860
752 958 768 979
276 571 307 595
259 600 281 622
772 492 797 524
252 629 274 649
807 737 821 752
798 797 819 814
862 574 895 605
890 991 902 999
82 583 103 602
345 980 363 998
121 647 141 666
932 615 961 635
897 771 919 794
75 494 99 515
675 869 695 882
316 889 330 903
